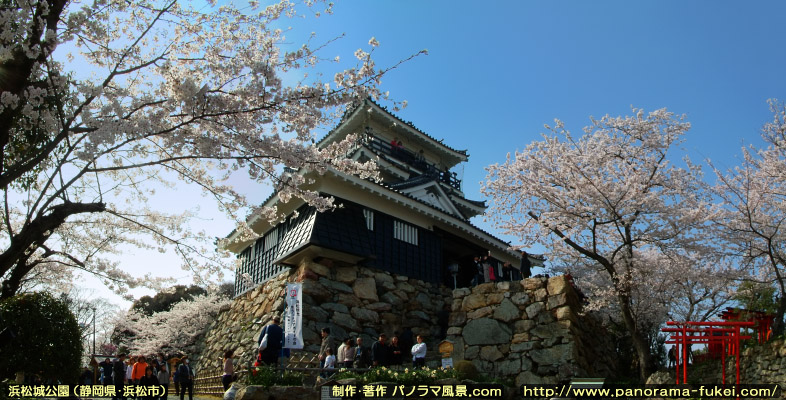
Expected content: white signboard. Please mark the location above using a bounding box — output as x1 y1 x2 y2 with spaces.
441 357 453 369
284 283 304 349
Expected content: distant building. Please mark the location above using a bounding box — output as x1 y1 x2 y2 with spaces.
225 99 526 296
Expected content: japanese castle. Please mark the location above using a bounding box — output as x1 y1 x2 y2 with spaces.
226 99 524 296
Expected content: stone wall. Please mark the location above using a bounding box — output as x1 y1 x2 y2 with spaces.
738 338 786 386
647 338 786 398
194 266 617 384
194 260 452 376
446 276 617 386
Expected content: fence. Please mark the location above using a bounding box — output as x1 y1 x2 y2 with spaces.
193 367 250 397
192 351 369 396
192 351 439 396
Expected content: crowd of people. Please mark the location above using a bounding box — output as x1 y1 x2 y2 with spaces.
79 251 538 396
472 250 532 286
252 316 431 379
87 353 195 400
315 328 429 377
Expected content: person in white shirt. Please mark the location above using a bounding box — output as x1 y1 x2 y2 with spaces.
125 357 134 382
322 348 336 378
337 338 355 369
411 335 427 368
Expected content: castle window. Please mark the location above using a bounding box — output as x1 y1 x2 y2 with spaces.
394 220 418 245
264 228 278 252
363 209 375 231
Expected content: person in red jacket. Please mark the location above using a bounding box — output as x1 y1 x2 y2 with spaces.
131 355 148 384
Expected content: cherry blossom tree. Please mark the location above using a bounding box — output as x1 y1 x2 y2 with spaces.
710 100 786 335
57 286 122 359
482 108 715 381
114 292 229 356
0 0 422 299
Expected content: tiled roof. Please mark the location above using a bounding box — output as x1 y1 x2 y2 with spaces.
318 98 469 157
387 175 433 190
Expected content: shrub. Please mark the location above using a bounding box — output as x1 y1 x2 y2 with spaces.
0 293 82 383
453 360 479 381
247 365 304 388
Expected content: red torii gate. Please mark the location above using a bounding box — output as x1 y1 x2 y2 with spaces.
719 307 776 344
663 321 754 385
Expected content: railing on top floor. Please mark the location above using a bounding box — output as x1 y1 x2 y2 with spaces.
360 135 461 190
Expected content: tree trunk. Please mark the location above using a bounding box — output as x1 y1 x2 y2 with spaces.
618 292 653 382
772 285 786 336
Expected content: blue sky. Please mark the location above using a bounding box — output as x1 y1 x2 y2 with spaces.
86 1 786 305
271 0 786 249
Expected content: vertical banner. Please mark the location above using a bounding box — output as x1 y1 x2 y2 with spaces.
284 283 304 349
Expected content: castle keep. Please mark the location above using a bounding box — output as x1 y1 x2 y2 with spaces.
223 98 525 296
194 102 617 383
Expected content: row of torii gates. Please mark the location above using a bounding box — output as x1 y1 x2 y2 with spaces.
662 308 775 385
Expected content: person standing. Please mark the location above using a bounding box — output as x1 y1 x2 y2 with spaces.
80 367 93 385
337 338 355 369
131 355 148 384
177 356 195 400
221 350 235 390
399 328 414 364
138 366 159 400
99 358 113 385
501 262 519 281
520 251 533 278
390 336 403 366
258 316 284 366
322 348 337 378
156 360 170 400
482 253 496 282
353 337 370 369
318 327 339 369
172 358 180 397
125 357 134 385
472 255 484 286
411 335 427 368
371 333 390 367
112 353 127 400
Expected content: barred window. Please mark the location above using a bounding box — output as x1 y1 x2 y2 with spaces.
394 220 418 245
363 209 375 231
264 228 278 252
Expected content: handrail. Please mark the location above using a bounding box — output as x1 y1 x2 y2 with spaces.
360 135 461 190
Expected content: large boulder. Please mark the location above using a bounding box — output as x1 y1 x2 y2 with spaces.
530 343 575 366
525 302 544 319
463 318 512 345
319 278 353 294
302 280 332 302
353 277 379 301
334 266 358 283
380 292 403 307
546 275 569 295
321 302 349 314
350 307 380 323
496 359 521 376
480 345 504 362
461 294 488 311
493 298 521 322
331 312 360 332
